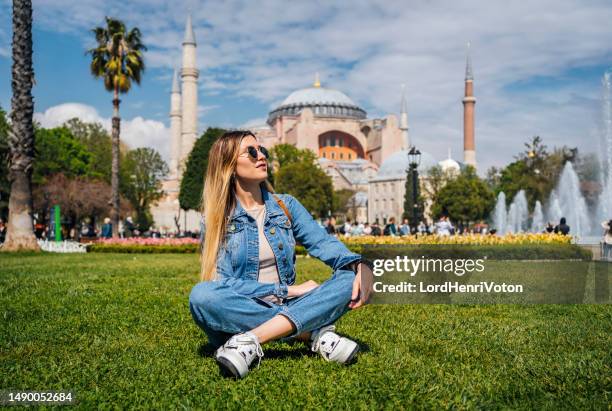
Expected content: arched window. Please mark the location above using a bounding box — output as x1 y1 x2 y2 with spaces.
340 153 343 159
331 152 335 159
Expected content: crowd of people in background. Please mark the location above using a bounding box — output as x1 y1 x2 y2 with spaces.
321 215 492 238
319 215 600 239
27 215 180 242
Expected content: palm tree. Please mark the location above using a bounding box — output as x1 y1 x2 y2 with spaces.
3 0 40 251
87 17 146 237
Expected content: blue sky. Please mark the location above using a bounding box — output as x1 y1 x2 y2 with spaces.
0 0 611 172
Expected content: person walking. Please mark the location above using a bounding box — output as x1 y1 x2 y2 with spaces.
124 216 135 238
383 217 398 236
101 217 112 239
343 218 352 237
326 216 337 237
399 218 410 236
189 131 365 379
435 215 454 236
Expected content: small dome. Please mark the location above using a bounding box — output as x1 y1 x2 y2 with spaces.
371 149 437 181
267 86 366 125
281 87 357 107
439 157 460 172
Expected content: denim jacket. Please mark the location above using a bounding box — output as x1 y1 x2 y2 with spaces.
199 186 361 300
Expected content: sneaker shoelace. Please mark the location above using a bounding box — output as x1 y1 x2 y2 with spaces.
225 334 264 368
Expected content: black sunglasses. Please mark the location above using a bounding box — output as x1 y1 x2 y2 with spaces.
241 145 270 160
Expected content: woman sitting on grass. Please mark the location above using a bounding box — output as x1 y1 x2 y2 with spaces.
189 130 366 379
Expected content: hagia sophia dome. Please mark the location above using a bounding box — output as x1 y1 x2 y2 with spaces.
267 78 367 125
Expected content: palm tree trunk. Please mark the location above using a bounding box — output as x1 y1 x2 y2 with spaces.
111 88 121 238
3 0 39 251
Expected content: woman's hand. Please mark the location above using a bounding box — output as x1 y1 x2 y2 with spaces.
287 280 319 298
348 263 364 310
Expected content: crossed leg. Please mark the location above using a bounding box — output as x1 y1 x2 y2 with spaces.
189 268 356 348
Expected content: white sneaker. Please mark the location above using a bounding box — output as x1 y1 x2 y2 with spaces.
215 332 264 379
310 324 359 364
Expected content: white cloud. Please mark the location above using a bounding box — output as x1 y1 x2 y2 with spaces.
34 102 171 163
197 104 220 115
239 117 268 129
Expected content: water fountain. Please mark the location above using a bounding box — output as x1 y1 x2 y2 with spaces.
493 192 507 234
490 70 612 241
492 190 530 234
507 190 529 233
596 69 612 225
546 192 562 227
553 162 591 237
531 200 544 233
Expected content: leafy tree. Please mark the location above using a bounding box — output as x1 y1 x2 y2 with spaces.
495 136 577 209
332 188 356 217
179 127 226 211
269 143 318 189
33 127 93 185
120 147 168 232
422 165 452 200
485 166 501 189
0 106 9 221
431 166 495 224
275 161 334 218
3 0 39 250
88 17 146 237
270 143 317 169
64 118 114 182
32 173 133 240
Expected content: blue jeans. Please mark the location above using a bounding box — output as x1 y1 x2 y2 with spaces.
189 268 356 349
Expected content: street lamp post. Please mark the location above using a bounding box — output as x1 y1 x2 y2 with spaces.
408 146 422 233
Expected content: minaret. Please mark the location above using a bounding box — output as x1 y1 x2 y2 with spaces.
400 84 410 149
169 69 182 179
463 41 477 168
180 14 199 176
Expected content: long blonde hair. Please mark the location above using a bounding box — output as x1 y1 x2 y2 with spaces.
199 131 274 281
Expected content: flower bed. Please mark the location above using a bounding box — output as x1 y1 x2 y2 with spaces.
87 233 585 259
88 237 199 253
342 233 572 246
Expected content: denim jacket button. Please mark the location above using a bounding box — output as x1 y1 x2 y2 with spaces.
270 227 276 235
229 224 235 232
278 243 284 250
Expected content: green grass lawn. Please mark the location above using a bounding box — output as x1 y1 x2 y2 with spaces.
0 253 610 409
